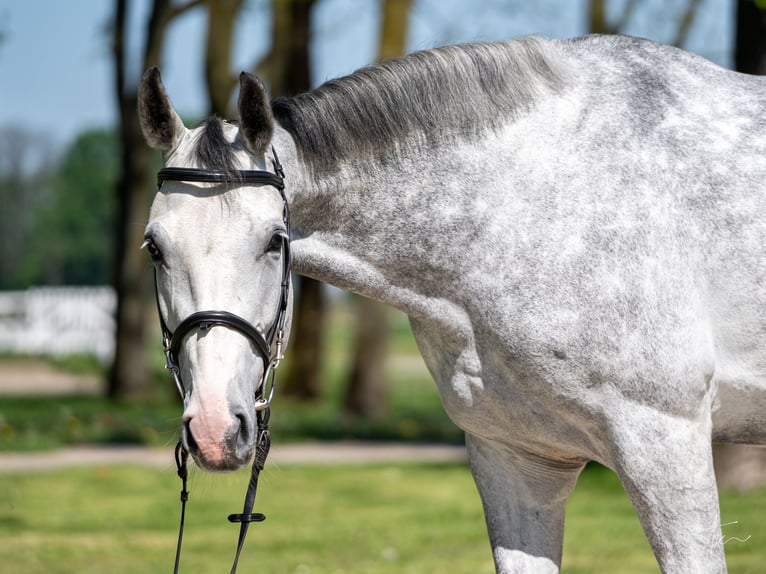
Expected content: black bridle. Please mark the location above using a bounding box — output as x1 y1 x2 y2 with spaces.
152 148 290 574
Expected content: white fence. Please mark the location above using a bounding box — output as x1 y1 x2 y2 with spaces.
0 287 116 362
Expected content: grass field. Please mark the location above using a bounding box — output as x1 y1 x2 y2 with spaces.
1 298 765 572
0 461 764 573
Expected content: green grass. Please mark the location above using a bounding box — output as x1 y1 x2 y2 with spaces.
2 297 766 571
0 462 764 573
0 367 460 451
0 395 182 451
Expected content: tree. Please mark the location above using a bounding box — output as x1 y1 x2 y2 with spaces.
0 128 116 290
588 0 702 47
260 0 324 401
109 0 203 399
588 0 637 34
29 130 118 286
203 0 245 116
342 0 412 418
736 0 766 74
0 129 53 289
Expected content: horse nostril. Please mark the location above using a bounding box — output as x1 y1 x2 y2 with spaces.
182 417 197 453
231 411 252 448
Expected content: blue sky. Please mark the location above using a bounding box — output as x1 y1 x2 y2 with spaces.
0 0 734 154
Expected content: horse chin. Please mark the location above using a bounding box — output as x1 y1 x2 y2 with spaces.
189 443 254 473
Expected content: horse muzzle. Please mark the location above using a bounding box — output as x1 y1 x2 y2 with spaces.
182 398 257 471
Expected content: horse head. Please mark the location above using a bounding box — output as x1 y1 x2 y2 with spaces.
139 68 292 472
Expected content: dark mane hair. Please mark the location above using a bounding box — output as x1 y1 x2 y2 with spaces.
192 117 246 174
272 38 565 173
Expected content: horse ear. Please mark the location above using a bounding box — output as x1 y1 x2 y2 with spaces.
138 67 187 152
238 72 274 156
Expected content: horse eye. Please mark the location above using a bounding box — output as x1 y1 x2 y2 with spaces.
266 232 285 254
142 238 162 262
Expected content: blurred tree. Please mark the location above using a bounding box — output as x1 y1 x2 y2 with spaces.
736 0 766 74
588 0 701 46
588 0 637 34
672 0 704 48
109 0 203 400
26 130 118 286
343 0 412 418
203 0 245 116
0 129 53 289
255 0 294 94
264 0 323 401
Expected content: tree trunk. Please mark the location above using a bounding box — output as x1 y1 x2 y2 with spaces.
204 0 243 116
736 0 766 75
588 0 636 35
377 0 411 61
343 296 389 417
713 0 766 492
588 0 700 46
109 115 152 399
342 0 411 417
254 0 291 94
263 0 324 400
109 0 152 399
109 0 202 399
284 277 324 399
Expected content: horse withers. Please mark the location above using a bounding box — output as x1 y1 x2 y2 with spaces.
140 34 766 573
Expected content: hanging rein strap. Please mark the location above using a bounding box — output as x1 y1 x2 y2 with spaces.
227 408 271 574
159 147 289 574
172 412 271 574
172 408 270 574
173 443 189 574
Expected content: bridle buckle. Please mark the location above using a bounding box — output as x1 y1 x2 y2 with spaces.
254 360 278 412
164 347 185 399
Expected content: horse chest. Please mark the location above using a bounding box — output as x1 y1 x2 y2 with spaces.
409 317 606 460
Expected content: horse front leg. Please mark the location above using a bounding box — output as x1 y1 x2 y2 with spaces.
608 408 726 573
466 433 585 574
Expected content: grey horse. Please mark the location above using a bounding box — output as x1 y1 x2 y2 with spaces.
139 34 766 572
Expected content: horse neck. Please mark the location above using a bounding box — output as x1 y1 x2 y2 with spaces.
273 124 484 321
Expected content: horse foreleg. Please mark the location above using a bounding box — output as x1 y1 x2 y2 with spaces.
609 410 727 573
466 434 585 574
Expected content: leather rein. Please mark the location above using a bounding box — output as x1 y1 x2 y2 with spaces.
152 148 290 574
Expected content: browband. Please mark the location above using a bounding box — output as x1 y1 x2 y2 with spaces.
157 167 284 190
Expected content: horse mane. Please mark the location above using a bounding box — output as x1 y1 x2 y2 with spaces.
192 116 244 174
272 37 566 173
